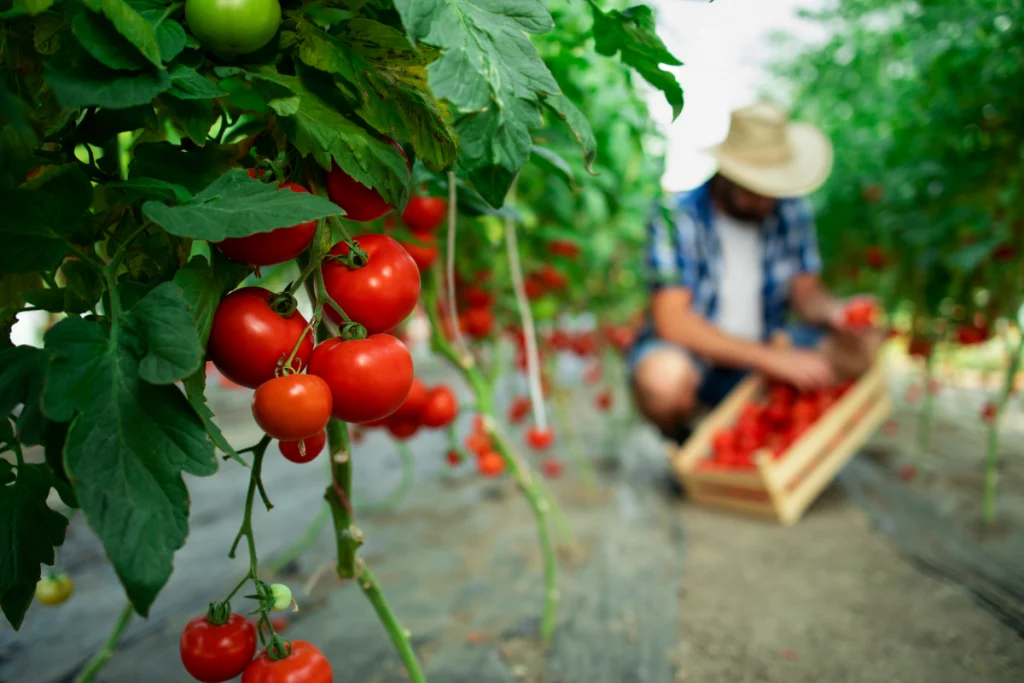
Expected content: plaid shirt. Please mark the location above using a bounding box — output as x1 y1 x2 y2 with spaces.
645 178 822 341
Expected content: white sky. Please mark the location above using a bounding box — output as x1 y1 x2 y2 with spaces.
645 0 827 191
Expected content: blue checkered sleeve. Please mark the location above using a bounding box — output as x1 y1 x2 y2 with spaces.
646 199 700 291
782 198 822 274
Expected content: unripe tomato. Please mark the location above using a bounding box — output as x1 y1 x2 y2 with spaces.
478 451 504 477
531 296 558 322
35 574 73 606
252 375 333 441
269 584 293 612
400 231 439 271
420 385 458 428
242 640 331 683
401 194 448 233
208 288 314 389
525 427 554 451
185 0 281 55
180 612 257 683
307 335 414 423
216 172 316 266
325 139 407 222
279 430 327 464
322 234 421 334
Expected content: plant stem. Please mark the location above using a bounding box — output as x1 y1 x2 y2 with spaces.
229 437 273 573
325 419 360 579
356 559 427 683
266 504 330 575
73 601 134 683
981 334 1024 525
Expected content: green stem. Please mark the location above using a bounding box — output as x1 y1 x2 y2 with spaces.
229 437 273 576
266 505 330 575
67 245 106 273
981 334 1024 526
73 601 134 683
325 419 360 579
356 560 427 683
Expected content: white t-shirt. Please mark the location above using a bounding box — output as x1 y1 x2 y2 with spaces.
714 210 764 341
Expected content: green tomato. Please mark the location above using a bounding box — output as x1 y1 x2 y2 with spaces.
36 573 74 606
269 583 292 612
185 0 282 56
531 296 559 322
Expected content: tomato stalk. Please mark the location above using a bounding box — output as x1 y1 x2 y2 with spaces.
72 601 134 683
445 171 474 365
981 334 1024 526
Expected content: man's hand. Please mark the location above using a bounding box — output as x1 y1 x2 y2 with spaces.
757 347 836 392
829 295 881 333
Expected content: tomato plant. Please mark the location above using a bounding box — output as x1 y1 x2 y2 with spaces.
180 611 257 683
307 335 414 424
252 375 333 442
242 640 332 683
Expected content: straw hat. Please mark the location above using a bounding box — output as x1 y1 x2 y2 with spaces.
706 102 833 198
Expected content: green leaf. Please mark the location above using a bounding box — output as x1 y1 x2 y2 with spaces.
540 94 597 174
295 18 456 171
110 177 192 204
173 252 250 347
248 70 410 209
183 367 245 466
393 0 559 203
587 3 683 119
129 142 235 193
0 463 69 629
22 287 67 312
82 0 163 68
0 345 48 446
163 96 217 144
0 0 55 19
530 144 576 187
42 316 216 615
125 282 203 384
166 65 227 100
152 20 186 62
72 8 150 71
77 105 157 145
61 259 104 314
33 14 66 55
143 168 343 241
44 59 172 109
0 273 42 325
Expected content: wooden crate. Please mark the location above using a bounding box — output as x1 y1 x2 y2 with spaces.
668 359 892 525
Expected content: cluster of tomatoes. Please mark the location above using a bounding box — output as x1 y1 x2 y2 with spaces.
460 414 561 478
701 380 854 470
362 379 459 439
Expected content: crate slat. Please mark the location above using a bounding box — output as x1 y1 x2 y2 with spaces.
676 374 762 469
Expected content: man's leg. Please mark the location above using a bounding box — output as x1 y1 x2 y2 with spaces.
631 345 701 442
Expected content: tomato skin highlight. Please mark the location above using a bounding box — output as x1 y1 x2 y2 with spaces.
307 335 414 424
216 174 316 266
325 139 406 222
180 613 257 683
185 0 281 55
208 288 314 389
421 385 458 428
322 234 421 334
241 640 332 683
280 430 327 464
252 375 333 441
402 195 448 233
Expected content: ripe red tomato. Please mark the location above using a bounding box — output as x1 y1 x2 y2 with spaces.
712 429 735 457
541 457 564 478
463 286 493 308
325 139 407 222
537 265 568 290
252 375 333 441
843 299 876 328
307 335 413 423
791 398 817 425
445 449 461 466
180 613 257 683
508 396 531 425
241 640 331 683
524 277 544 300
465 433 491 456
322 234 421 334
767 383 796 406
525 427 554 450
595 390 612 412
547 239 580 258
907 336 933 359
421 385 458 428
350 426 365 442
401 194 447 233
461 306 494 339
390 378 427 424
215 172 316 266
279 430 327 464
400 232 438 271
386 417 419 440
208 288 314 389
982 402 997 424
864 246 886 270
477 451 504 477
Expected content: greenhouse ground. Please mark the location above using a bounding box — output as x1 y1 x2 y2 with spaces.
3 359 1024 683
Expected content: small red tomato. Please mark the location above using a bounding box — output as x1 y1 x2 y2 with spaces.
843 299 876 328
215 171 317 266
993 244 1017 261
326 139 407 222
982 402 997 424
712 429 735 457
270 617 289 633
463 286 493 308
767 383 796 406
252 375 333 442
547 239 580 258
537 265 568 289
421 385 458 428
401 194 448 233
279 429 327 464
350 426 365 442
525 427 554 450
865 246 886 270
472 414 486 434
386 418 419 440
461 306 494 339
322 234 421 334
524 277 545 300
907 336 933 359
541 457 564 478
594 390 612 412
509 396 531 425
390 378 427 423
208 288 314 389
791 398 818 425
478 451 505 477
465 433 491 456
180 613 257 683
899 464 917 482
446 449 461 466
307 335 414 424
400 231 439 272
241 640 332 683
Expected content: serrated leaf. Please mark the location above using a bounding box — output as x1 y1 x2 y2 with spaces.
541 93 597 174
143 168 343 240
587 2 683 119
295 18 456 171
0 463 69 629
0 345 48 446
166 65 226 100
83 0 163 68
183 367 245 466
152 19 186 62
42 316 216 616
44 59 172 109
163 96 217 144
173 253 250 347
72 8 150 71
125 282 203 384
110 177 192 204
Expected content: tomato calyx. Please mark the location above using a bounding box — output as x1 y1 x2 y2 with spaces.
325 240 370 269
264 633 294 662
206 599 234 626
267 291 300 317
340 321 368 341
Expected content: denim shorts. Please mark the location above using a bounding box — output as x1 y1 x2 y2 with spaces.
626 324 825 407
